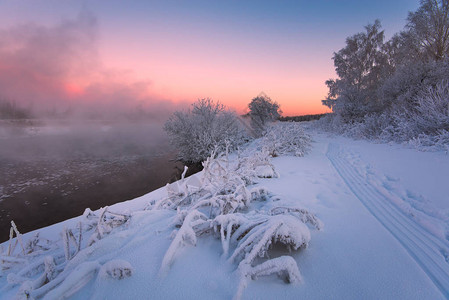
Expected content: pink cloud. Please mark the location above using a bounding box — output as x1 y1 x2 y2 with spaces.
0 10 181 120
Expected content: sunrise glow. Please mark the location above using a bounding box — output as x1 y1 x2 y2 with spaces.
0 0 420 117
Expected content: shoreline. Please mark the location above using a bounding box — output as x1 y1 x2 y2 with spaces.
0 152 183 243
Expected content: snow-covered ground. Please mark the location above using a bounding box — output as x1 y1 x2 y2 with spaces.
1 128 449 299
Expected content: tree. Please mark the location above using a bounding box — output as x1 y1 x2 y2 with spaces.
406 0 449 61
164 98 245 164
379 59 449 112
248 93 281 136
322 20 389 122
318 1 449 149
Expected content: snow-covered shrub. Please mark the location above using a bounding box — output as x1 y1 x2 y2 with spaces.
160 210 210 276
214 209 318 300
1 221 55 274
6 221 25 257
250 186 272 202
377 80 449 149
156 146 321 299
248 93 281 137
23 233 52 256
43 261 101 300
262 122 312 157
337 113 392 140
407 130 449 152
237 149 279 181
164 98 247 164
0 128 319 299
0 203 140 299
270 206 324 230
150 165 208 210
212 205 321 299
435 130 449 151
0 205 137 299
313 113 346 135
227 214 311 264
150 150 253 216
99 259 133 280
413 81 449 135
316 83 449 150
83 207 131 246
235 256 301 300
379 60 449 112
157 151 322 297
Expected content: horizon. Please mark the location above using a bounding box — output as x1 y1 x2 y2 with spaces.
0 0 420 117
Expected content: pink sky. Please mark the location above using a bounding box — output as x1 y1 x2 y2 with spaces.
98 23 335 116
0 1 420 117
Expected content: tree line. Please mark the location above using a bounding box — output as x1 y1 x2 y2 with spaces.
164 94 281 165
320 0 449 150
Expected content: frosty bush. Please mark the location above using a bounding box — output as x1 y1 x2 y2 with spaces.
313 113 345 135
248 93 281 137
380 80 449 150
317 1 449 151
164 98 247 164
262 122 312 157
150 149 252 214
380 60 449 113
236 150 279 182
154 147 321 299
0 207 134 299
99 259 133 280
0 131 318 299
413 81 449 135
316 77 449 150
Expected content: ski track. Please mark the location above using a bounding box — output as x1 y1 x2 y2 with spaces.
327 142 449 299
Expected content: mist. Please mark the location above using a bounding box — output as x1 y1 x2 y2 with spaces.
0 10 184 120
0 11 189 241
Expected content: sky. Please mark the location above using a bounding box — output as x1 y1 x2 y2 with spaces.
0 0 420 117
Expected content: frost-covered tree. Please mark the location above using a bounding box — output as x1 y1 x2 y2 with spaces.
323 20 390 122
379 58 449 112
379 1 449 67
318 1 449 150
389 80 449 141
164 98 246 164
406 0 449 61
382 31 420 70
248 93 281 136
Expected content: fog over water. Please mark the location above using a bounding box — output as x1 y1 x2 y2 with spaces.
0 119 185 242
0 11 193 242
0 120 168 161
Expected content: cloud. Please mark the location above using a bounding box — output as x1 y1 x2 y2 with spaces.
0 10 181 120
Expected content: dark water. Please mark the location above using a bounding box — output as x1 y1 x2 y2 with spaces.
0 121 186 242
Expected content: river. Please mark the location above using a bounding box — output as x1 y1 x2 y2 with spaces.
0 120 184 242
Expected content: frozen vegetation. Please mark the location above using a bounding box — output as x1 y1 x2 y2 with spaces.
319 0 449 152
1 119 449 298
2 2 449 298
0 122 322 299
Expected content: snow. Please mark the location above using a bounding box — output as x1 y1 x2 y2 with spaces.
337 137 449 210
1 126 449 299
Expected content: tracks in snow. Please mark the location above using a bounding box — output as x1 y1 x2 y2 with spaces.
327 143 449 299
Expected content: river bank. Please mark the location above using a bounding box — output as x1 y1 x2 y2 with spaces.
0 120 183 242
